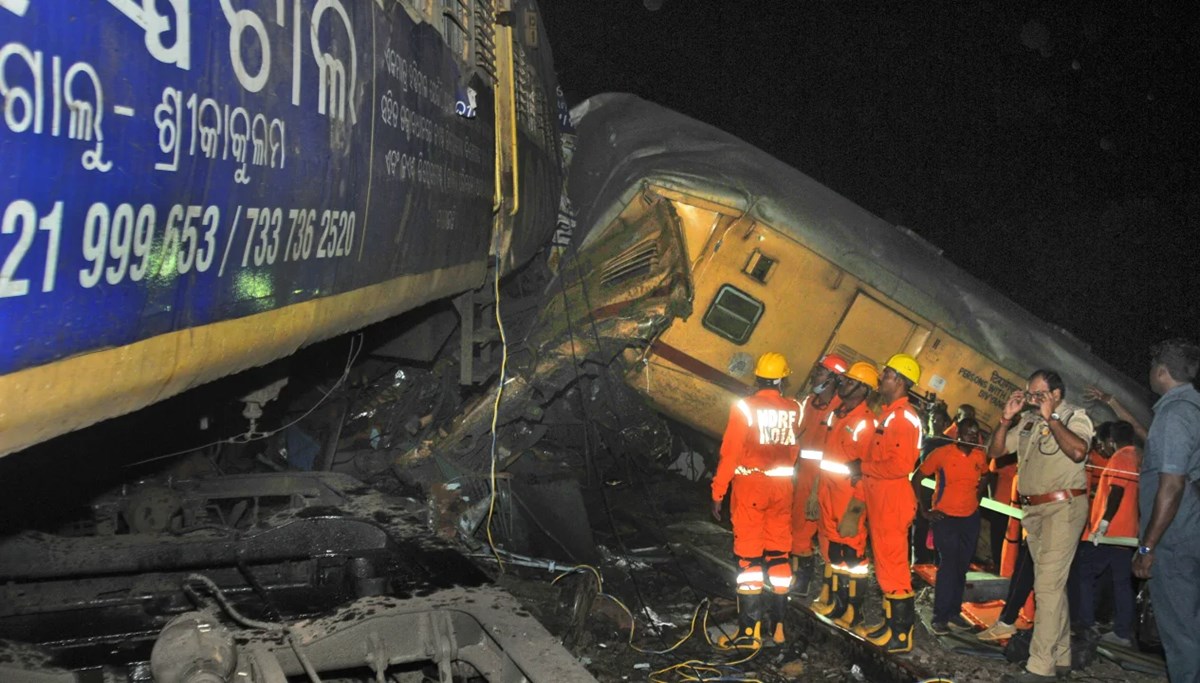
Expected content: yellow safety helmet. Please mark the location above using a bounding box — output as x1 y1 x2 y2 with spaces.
844 362 880 390
885 353 921 385
754 352 791 380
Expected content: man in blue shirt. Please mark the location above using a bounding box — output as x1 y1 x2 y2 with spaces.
1134 338 1200 683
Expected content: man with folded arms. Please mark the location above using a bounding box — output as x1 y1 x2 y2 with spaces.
988 370 1093 683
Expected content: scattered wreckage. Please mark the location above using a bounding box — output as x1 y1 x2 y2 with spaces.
0 472 594 683
0 83 1170 682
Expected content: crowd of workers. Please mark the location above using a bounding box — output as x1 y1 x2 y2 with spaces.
708 339 1200 683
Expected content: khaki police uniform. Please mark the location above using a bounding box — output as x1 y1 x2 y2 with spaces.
1005 401 1093 678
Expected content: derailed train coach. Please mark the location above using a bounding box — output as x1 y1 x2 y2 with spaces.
523 93 1151 444
0 0 563 457
0 4 608 682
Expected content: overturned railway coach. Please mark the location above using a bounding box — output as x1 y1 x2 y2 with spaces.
539 93 1150 438
0 0 563 456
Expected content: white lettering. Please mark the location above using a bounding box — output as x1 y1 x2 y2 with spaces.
311 0 356 124
220 0 270 93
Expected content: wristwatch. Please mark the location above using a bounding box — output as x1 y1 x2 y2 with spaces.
1049 412 1061 422
1137 544 1153 555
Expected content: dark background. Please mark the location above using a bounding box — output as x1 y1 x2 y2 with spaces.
542 1 1199 385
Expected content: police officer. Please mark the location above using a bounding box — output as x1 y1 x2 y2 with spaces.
989 369 1093 683
711 352 802 648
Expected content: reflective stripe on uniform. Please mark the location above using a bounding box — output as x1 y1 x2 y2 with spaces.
903 409 923 450
820 461 852 475
736 569 764 585
844 563 870 576
736 399 753 426
883 409 923 449
800 449 824 460
734 465 794 477
768 574 793 589
851 419 870 442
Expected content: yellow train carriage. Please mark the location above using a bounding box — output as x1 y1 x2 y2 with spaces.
562 94 1150 437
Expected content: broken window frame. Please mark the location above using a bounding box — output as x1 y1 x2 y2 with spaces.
702 284 765 345
743 249 776 284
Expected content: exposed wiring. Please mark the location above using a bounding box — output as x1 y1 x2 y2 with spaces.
555 237 715 641
550 566 762 683
550 565 705 655
183 573 322 683
125 334 363 469
485 251 511 572
545 253 668 647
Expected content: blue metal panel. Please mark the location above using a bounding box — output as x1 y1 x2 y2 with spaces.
0 0 496 374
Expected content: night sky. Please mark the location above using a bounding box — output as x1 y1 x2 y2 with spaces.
542 1 1199 385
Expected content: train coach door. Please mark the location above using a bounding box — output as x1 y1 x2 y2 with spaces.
822 292 930 373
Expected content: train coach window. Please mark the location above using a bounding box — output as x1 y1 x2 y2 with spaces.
703 285 764 345
744 250 775 283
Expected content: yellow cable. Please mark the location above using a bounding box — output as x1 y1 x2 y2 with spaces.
551 564 766 683
484 255 509 573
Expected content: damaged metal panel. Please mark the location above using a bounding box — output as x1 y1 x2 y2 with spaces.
395 188 692 475
0 471 595 682
561 94 1150 430
0 0 565 456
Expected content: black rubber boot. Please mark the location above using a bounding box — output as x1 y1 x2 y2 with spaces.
811 563 834 612
865 591 915 653
855 592 890 640
814 570 845 619
766 592 788 644
717 592 763 650
790 554 815 597
833 575 865 630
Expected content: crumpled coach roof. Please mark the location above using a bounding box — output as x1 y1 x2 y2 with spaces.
566 93 1151 424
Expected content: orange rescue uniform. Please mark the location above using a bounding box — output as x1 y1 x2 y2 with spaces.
862 397 922 594
792 394 840 556
991 458 1018 508
1083 445 1140 540
918 443 988 517
713 389 803 593
817 400 876 555
1085 449 1110 498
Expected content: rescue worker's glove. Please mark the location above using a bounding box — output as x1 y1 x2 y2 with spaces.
838 498 866 538
805 495 820 521
1089 519 1110 545
847 459 863 485
711 498 723 522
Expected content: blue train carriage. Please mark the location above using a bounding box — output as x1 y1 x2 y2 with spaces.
0 0 563 456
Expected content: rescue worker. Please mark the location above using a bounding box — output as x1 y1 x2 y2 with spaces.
711 352 802 648
914 406 953 565
851 353 923 653
790 353 849 596
1075 420 1140 648
812 361 878 630
989 369 1093 683
914 417 989 635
